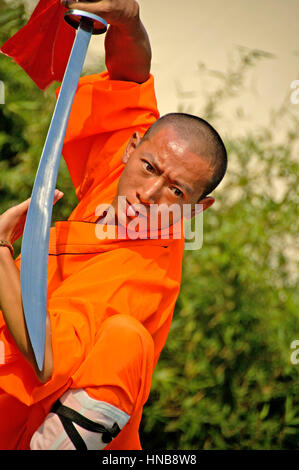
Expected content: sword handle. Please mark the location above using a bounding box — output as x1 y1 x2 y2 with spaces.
64 9 108 35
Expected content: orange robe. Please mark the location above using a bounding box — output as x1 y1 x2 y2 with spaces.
0 72 185 450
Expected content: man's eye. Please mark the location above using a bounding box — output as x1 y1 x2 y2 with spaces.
171 187 183 198
143 161 154 172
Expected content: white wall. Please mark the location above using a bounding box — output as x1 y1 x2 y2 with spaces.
23 0 299 135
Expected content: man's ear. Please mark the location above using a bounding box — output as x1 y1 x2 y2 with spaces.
184 197 215 220
122 131 142 164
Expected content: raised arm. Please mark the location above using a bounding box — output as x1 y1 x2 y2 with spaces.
63 0 152 83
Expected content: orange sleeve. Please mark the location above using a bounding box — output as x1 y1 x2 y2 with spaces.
0 297 98 406
57 71 159 200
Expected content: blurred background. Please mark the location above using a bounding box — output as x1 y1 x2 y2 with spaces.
0 0 298 449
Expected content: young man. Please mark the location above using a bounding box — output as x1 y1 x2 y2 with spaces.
0 0 227 450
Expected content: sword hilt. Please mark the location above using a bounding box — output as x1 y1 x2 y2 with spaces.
64 9 108 35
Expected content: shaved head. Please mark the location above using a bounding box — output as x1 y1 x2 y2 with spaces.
142 113 227 200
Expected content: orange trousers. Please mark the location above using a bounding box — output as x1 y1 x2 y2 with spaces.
0 314 154 450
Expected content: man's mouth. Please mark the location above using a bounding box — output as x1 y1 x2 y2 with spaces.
126 200 148 218
127 202 138 217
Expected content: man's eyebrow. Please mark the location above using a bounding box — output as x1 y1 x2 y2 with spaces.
171 178 193 195
141 152 193 195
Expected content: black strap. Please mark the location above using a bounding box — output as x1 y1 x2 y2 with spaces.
51 399 121 450
58 413 87 451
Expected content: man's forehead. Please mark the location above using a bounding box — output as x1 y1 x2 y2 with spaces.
146 124 184 143
142 126 209 167
139 130 213 196
145 124 208 158
143 126 188 157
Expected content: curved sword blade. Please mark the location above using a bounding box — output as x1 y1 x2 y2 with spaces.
20 20 93 371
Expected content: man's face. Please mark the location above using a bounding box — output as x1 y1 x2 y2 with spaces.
111 125 213 229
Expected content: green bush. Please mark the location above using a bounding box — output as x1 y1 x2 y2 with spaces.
141 50 299 449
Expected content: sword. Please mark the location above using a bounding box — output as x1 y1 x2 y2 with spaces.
20 9 107 371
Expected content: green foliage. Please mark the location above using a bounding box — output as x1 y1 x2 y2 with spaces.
1 1 298 450
141 49 299 450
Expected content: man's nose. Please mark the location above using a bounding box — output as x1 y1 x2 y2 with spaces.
137 179 163 205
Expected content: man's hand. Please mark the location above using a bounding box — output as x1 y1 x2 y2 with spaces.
0 189 63 246
61 0 151 83
62 0 140 31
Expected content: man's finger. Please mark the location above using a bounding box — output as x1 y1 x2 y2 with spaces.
62 1 105 15
53 189 64 205
10 189 63 218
